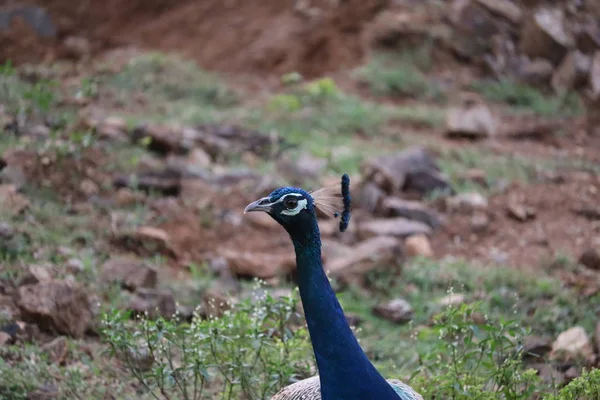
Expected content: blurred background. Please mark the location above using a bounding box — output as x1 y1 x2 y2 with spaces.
0 0 599 399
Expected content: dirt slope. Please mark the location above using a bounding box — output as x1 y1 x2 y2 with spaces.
1 0 388 77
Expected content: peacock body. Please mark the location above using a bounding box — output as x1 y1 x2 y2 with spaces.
244 175 422 400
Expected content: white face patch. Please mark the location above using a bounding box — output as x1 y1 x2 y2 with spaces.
276 193 308 216
281 198 308 216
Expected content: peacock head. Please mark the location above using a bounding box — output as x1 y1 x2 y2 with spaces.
244 174 352 235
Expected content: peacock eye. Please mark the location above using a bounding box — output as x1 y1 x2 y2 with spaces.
283 197 298 209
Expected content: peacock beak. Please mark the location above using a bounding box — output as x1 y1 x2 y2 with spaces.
244 197 273 214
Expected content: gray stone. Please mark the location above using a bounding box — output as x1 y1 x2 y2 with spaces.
520 7 574 65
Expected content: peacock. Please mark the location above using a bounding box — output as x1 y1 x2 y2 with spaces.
244 174 423 400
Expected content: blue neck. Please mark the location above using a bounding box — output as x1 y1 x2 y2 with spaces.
289 220 400 399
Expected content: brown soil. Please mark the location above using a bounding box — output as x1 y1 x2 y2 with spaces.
2 0 388 78
431 173 600 270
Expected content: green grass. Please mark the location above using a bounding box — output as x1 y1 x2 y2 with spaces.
0 341 133 399
434 146 600 194
390 105 446 128
471 79 583 116
352 53 444 100
241 78 399 176
105 52 238 124
437 147 535 192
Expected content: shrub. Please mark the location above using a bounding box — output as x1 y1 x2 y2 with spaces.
101 285 314 400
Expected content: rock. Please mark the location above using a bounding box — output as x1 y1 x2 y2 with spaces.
0 321 38 343
359 218 432 239
42 336 68 364
518 58 555 86
345 312 363 328
564 367 581 382
359 181 387 213
188 148 212 169
17 264 53 286
449 0 501 39
243 211 278 230
500 117 559 141
381 197 441 228
373 298 413 324
17 280 92 338
321 240 353 262
28 124 51 138
80 179 100 197
0 222 14 238
507 202 536 222
218 249 296 279
551 50 592 92
113 170 181 197
361 146 453 198
458 168 488 188
0 295 17 321
0 163 27 189
28 384 60 400
445 192 488 214
475 0 522 25
0 184 30 215
96 116 128 141
590 52 600 99
100 258 158 291
578 248 600 271
124 340 155 372
577 24 600 54
201 287 232 318
439 293 466 307
62 36 91 60
470 212 490 233
535 364 565 386
520 7 574 65
0 6 57 38
65 258 84 275
0 331 12 346
190 124 284 161
131 124 190 155
571 205 600 221
405 234 433 258
116 226 177 259
522 336 552 361
128 288 177 320
446 101 496 140
326 236 401 277
550 326 595 362
369 10 450 49
115 187 141 206
586 0 600 20
277 152 327 185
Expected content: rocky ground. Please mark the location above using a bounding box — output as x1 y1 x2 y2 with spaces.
1 0 600 399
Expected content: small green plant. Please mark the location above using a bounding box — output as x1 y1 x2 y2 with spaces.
76 77 99 99
101 283 314 400
471 79 582 116
281 72 303 85
257 77 391 139
23 81 58 114
411 301 541 399
106 53 237 124
547 368 600 400
353 53 443 100
0 61 58 119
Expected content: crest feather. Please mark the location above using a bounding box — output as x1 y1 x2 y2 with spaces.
310 185 342 218
310 174 352 232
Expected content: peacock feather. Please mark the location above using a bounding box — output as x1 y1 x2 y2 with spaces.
244 174 422 400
